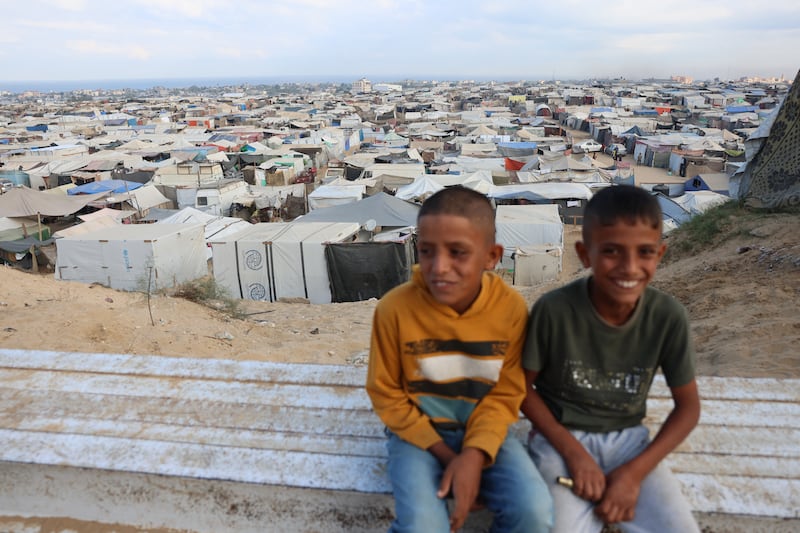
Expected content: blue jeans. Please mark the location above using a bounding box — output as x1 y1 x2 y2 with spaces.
528 425 699 533
386 428 553 533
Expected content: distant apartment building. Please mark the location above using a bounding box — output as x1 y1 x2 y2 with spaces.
671 75 693 84
352 78 372 94
373 83 403 93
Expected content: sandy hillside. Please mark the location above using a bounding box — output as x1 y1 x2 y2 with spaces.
1 206 798 379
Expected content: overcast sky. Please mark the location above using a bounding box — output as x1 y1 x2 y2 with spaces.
3 0 799 88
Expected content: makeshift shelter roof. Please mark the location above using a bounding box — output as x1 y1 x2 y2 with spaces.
672 191 732 215
307 183 365 210
653 193 692 226
0 234 54 253
157 206 251 259
394 175 443 202
67 179 143 196
78 207 137 222
0 187 107 217
296 192 419 228
488 182 594 202
684 173 730 194
623 125 645 136
53 216 120 239
469 124 498 136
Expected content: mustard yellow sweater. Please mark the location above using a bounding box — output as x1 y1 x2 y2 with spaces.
366 267 528 463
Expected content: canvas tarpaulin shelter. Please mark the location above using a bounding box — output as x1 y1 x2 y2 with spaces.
325 238 415 302
0 217 51 242
512 245 562 286
732 69 800 208
55 223 208 291
67 179 143 195
0 187 107 217
307 183 365 210
211 221 361 304
157 206 251 259
495 204 563 269
297 192 419 228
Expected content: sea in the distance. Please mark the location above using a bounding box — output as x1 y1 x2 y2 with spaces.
2 74 475 94
1 75 372 93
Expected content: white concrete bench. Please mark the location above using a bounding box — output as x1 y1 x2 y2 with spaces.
0 348 797 532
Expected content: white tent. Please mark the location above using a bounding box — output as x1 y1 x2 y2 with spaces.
513 245 563 286
307 183 365 210
55 223 208 291
394 175 443 202
211 221 361 304
495 204 564 269
53 216 120 239
157 207 251 259
672 191 732 215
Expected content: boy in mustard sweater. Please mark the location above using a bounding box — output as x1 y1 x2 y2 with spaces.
367 186 552 533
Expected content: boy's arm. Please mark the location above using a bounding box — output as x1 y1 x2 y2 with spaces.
365 307 444 451
520 369 607 502
596 379 701 524
461 312 528 463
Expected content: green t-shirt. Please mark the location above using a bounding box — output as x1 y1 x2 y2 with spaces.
522 277 695 433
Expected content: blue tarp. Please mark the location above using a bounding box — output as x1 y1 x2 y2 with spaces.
67 180 143 195
633 109 659 116
623 125 645 136
25 124 48 132
497 142 538 149
725 105 759 114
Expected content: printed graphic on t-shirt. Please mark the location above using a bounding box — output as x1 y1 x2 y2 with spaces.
564 360 654 412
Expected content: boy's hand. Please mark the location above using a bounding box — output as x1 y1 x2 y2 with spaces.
437 446 485 533
564 447 606 502
594 465 641 524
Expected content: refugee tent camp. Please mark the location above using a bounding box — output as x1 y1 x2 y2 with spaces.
211 221 361 304
54 223 208 291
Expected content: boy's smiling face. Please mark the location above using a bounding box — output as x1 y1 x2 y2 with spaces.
576 217 666 325
416 213 502 314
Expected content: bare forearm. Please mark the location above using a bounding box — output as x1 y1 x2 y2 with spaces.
619 381 700 481
521 386 587 461
428 440 457 466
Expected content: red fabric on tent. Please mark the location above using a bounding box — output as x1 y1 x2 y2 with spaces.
505 157 525 171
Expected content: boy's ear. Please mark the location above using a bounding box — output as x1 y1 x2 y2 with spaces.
656 242 667 261
575 240 591 268
484 242 504 269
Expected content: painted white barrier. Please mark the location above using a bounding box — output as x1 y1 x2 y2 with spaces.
0 348 798 531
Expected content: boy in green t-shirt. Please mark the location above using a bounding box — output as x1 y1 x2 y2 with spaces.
521 184 701 532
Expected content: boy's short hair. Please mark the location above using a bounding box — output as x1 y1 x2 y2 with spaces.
583 185 662 241
418 186 496 241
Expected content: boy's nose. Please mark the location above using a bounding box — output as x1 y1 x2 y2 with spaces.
431 253 450 273
620 252 637 272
